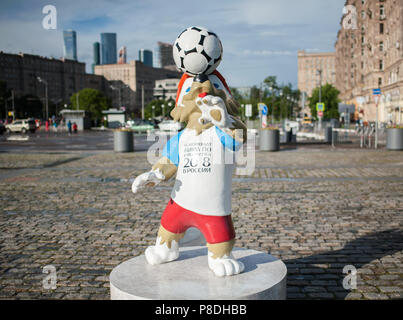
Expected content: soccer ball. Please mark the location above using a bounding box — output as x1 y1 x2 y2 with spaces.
173 26 223 76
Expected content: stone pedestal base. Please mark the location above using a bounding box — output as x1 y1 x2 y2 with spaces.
110 246 287 300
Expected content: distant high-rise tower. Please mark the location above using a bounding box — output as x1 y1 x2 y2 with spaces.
92 42 100 73
138 49 153 67
63 30 77 61
93 42 100 65
101 33 117 65
118 46 127 64
157 42 175 68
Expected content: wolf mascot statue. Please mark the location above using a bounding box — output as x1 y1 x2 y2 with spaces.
132 27 247 277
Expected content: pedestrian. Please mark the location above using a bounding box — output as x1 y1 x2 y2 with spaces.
53 121 58 132
73 122 78 133
45 120 49 132
67 120 72 135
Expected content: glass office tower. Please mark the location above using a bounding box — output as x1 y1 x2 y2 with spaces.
139 49 153 67
101 33 117 65
63 30 77 61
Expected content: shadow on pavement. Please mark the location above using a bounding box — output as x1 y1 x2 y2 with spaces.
284 228 403 299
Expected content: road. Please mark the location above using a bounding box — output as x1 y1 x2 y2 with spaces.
0 130 154 153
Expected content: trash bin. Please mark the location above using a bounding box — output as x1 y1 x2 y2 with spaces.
260 129 279 151
114 130 134 152
387 128 403 150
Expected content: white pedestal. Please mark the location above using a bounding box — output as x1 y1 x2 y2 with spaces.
110 246 287 300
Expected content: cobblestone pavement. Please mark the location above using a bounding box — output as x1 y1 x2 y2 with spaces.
0 146 402 300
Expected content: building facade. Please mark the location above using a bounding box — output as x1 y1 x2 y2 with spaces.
297 50 336 116
101 33 117 65
335 0 403 123
94 60 181 114
0 52 86 103
153 78 180 100
0 52 109 115
63 30 77 61
298 50 336 97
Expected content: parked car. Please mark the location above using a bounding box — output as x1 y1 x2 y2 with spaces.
5 119 36 133
126 119 155 133
158 120 183 132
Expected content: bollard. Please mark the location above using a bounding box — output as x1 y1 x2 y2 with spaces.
114 129 134 152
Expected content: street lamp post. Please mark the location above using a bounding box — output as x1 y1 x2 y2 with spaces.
37 77 48 120
76 92 80 110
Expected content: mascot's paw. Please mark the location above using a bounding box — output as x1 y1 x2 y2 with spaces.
196 95 232 128
145 237 179 265
208 252 245 277
131 169 165 193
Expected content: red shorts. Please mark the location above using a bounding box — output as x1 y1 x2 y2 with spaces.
161 199 235 244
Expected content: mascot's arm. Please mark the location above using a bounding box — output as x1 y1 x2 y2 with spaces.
152 156 177 181
132 131 182 194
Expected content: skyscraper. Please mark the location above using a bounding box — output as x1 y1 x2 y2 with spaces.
63 30 77 61
118 46 127 64
93 42 100 65
157 42 175 68
101 33 117 65
138 49 153 67
92 42 100 73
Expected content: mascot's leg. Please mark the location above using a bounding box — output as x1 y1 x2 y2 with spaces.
145 225 184 265
207 239 245 277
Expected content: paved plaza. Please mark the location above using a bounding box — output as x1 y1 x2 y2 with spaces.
0 140 402 299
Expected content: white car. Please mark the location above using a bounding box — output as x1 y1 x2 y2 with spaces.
158 120 183 132
5 119 36 133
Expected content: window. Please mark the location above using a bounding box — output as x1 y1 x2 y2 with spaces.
379 41 384 51
380 23 384 34
361 0 365 4
361 61 364 69
378 77 382 86
361 47 365 56
361 36 365 44
361 10 366 19
380 5 384 16
379 60 384 71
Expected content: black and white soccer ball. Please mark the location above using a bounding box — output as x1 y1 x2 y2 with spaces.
173 26 223 76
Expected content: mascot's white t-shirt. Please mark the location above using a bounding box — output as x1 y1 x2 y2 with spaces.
162 126 241 216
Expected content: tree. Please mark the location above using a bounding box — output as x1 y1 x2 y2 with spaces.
308 83 340 119
144 98 175 120
70 88 111 120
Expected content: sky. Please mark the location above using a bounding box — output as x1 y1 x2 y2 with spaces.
0 0 345 89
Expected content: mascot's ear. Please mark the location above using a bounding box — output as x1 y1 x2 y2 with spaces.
175 73 192 106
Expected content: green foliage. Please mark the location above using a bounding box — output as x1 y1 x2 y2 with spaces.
144 98 175 120
230 76 301 121
308 83 340 119
70 88 111 120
